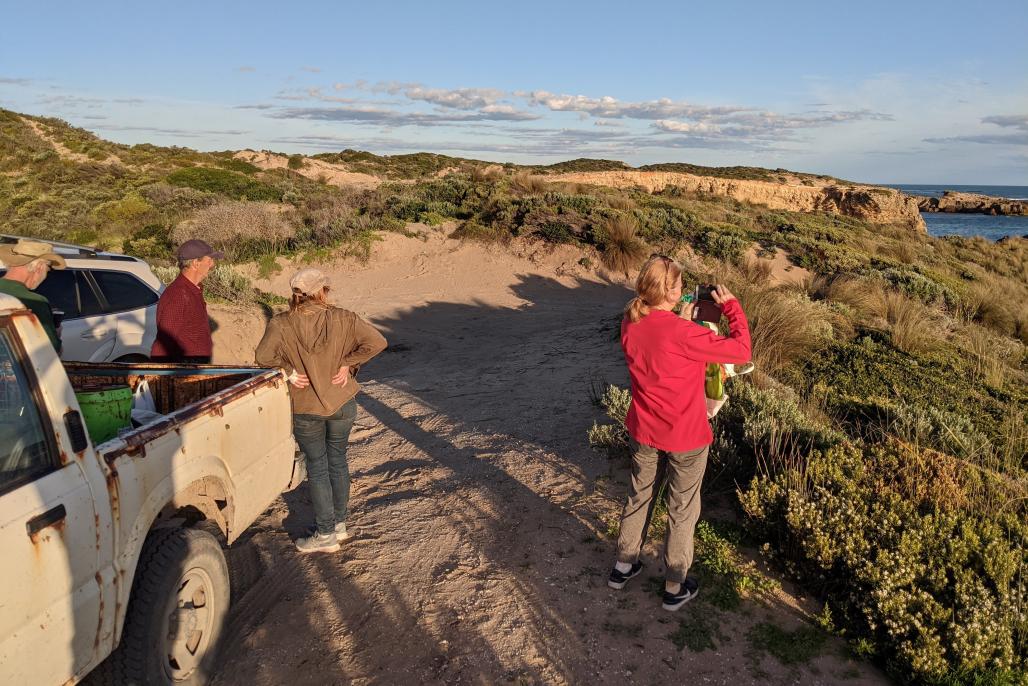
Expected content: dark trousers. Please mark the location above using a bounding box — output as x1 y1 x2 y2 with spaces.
292 399 358 536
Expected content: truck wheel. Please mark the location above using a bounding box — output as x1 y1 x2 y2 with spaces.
106 528 230 685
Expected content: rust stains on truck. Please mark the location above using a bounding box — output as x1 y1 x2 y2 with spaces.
100 369 283 460
28 517 65 547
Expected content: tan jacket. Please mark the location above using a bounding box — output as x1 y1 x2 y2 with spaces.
255 302 387 416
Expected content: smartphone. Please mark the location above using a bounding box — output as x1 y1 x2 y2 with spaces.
692 285 723 323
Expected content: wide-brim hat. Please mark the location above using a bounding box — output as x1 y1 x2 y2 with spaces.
0 240 66 269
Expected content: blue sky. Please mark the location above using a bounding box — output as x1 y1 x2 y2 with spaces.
2 1 1026 183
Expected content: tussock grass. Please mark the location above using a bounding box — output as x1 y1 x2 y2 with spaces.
737 287 831 375
509 172 549 194
598 216 648 275
880 291 940 354
734 257 774 287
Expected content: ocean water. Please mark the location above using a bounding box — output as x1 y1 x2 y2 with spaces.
886 184 1028 241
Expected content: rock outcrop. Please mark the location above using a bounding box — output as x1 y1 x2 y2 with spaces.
548 171 926 232
915 191 1026 216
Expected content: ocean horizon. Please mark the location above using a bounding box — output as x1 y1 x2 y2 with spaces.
884 184 1028 241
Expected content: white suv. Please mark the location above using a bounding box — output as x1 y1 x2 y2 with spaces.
0 235 163 362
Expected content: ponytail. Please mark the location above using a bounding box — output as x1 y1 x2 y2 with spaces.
624 255 682 323
624 296 650 323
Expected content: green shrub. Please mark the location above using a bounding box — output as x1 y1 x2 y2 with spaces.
698 229 749 261
166 167 282 202
92 192 154 231
212 157 259 174
122 223 173 261
587 384 631 457
739 441 1028 682
287 154 305 170
450 219 501 242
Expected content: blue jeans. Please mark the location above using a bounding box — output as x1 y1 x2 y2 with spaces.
292 399 358 536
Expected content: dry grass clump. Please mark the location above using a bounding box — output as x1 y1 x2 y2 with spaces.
734 257 774 287
881 291 940 354
827 277 884 317
738 287 832 375
958 324 1006 388
599 216 648 275
805 274 884 327
606 193 635 211
469 165 504 183
956 323 1026 389
510 172 549 194
878 238 922 265
174 200 293 258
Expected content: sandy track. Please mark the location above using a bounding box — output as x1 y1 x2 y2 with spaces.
207 233 886 685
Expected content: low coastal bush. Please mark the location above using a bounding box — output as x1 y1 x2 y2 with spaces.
173 201 293 260
166 166 282 202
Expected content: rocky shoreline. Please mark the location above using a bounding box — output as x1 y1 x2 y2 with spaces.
914 191 1026 216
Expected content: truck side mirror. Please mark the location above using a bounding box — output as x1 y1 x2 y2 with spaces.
64 410 90 453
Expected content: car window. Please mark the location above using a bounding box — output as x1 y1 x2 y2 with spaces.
35 270 79 317
0 327 55 493
91 271 158 313
33 269 104 320
77 272 104 316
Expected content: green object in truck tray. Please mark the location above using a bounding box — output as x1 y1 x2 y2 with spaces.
75 385 133 445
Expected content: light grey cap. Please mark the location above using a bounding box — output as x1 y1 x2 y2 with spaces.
289 268 330 295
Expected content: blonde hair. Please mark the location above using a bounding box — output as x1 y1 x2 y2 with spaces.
289 287 329 311
624 254 682 323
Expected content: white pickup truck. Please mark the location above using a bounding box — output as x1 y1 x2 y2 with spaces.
0 293 298 685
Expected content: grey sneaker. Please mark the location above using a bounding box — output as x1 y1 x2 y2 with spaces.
294 531 340 553
306 522 352 540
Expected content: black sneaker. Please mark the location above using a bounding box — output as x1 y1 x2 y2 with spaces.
607 562 643 589
662 578 699 611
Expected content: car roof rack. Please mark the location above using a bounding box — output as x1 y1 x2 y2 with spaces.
0 234 141 262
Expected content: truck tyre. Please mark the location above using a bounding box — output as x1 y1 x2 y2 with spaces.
104 528 230 685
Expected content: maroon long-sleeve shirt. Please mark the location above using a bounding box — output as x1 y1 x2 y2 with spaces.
151 274 213 361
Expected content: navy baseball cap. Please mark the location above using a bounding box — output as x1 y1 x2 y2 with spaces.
176 239 225 261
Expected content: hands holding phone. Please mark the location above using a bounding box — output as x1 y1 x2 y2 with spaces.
711 285 737 305
679 285 737 322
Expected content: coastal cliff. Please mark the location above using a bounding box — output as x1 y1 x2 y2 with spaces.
548 170 927 232
915 191 1026 216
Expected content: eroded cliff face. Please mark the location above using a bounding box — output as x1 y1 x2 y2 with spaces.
548 171 927 232
916 192 1026 216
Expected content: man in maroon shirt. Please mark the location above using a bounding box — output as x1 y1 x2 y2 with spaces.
151 239 224 363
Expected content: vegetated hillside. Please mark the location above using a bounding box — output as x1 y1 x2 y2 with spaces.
3 107 1028 682
309 149 489 180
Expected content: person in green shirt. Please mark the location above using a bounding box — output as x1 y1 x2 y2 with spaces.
0 240 67 353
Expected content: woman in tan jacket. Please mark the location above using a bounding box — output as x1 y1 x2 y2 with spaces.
256 268 387 553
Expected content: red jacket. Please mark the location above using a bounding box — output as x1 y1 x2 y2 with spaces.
151 274 213 360
621 299 751 452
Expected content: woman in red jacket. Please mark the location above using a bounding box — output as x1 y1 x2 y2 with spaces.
608 254 751 611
